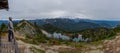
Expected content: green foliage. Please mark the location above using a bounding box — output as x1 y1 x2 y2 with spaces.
0 23 7 32
15 20 120 45
33 22 43 34
19 19 26 23
59 51 82 53
30 46 45 53
23 34 48 45
41 23 117 42
42 23 66 33
113 25 120 32
80 28 116 41
33 34 48 43
25 34 33 39
15 22 26 31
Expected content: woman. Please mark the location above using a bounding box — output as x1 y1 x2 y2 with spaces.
8 17 14 42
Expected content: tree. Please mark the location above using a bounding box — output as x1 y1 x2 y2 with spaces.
0 23 7 32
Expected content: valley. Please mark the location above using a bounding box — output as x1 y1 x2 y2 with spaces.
1 18 120 53
0 0 120 53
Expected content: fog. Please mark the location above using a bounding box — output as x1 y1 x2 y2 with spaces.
46 32 89 42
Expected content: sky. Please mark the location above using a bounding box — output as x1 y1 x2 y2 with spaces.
0 0 120 20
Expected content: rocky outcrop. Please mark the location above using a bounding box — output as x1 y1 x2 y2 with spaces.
103 33 120 53
16 20 37 36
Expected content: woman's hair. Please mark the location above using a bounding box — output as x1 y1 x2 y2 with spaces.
9 17 12 21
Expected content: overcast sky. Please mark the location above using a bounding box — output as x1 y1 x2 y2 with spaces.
0 0 120 20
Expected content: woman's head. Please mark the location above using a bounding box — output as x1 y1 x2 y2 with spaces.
9 17 12 21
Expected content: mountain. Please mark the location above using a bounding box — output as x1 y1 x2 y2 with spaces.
29 18 114 32
15 20 38 36
0 20 20 26
15 20 90 42
41 23 64 33
0 20 8 25
85 20 120 27
1 18 120 33
1 19 120 53
0 19 117 42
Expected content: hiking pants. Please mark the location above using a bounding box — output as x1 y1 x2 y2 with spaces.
8 30 14 42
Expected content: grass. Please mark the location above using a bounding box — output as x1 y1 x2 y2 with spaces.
90 40 104 46
16 34 104 53
16 37 39 45
16 35 103 47
105 34 116 40
30 46 45 53
59 50 82 53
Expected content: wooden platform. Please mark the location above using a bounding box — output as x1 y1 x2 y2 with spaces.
0 35 20 53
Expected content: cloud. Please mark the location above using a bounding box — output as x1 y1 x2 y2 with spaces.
0 0 120 20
